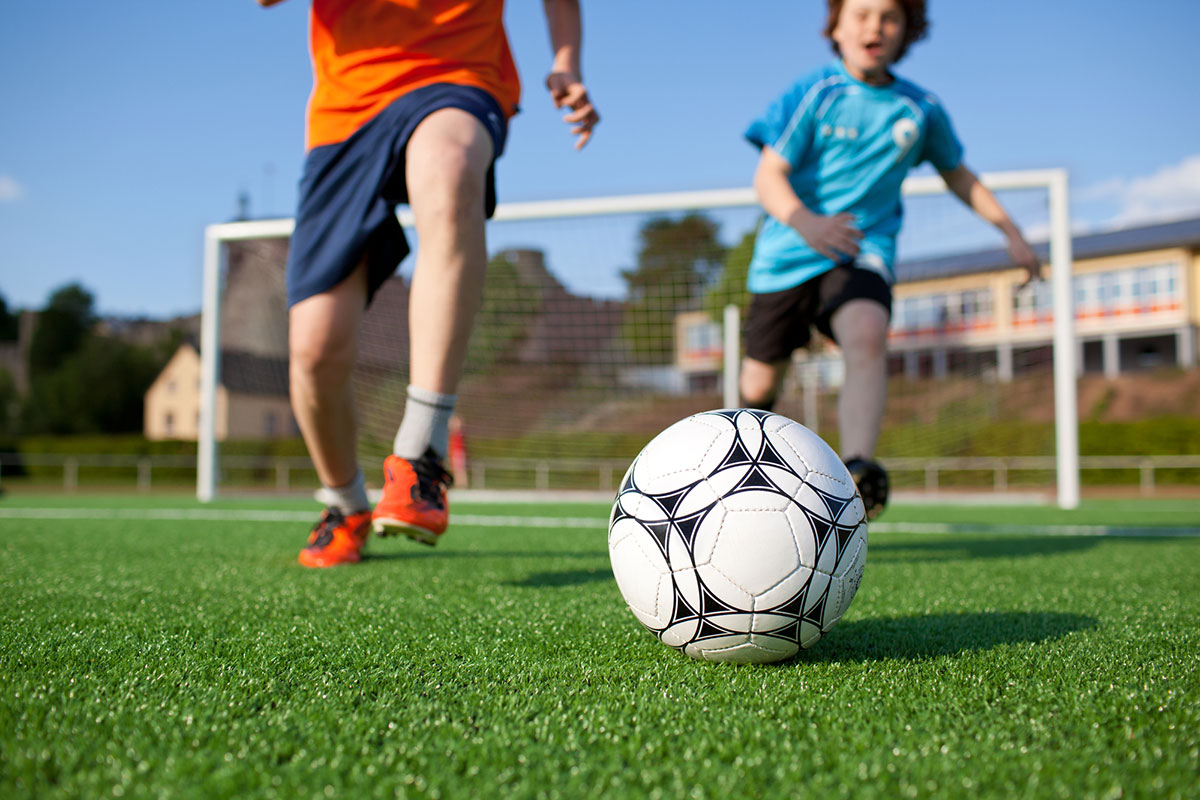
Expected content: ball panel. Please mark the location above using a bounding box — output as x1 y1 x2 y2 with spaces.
692 636 797 664
768 418 856 497
670 565 703 619
830 523 868 579
798 620 824 649
824 537 867 627
632 415 734 495
609 520 673 628
691 563 754 615
660 617 700 648
700 493 804 605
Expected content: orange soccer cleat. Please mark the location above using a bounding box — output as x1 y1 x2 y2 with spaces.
298 507 373 567
372 449 453 545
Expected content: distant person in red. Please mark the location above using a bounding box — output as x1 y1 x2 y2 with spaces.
257 0 599 566
448 415 469 488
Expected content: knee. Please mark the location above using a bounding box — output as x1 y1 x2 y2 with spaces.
740 363 780 408
835 313 889 364
409 143 486 219
841 326 888 363
289 328 355 387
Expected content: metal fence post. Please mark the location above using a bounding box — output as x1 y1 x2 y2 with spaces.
994 458 1008 491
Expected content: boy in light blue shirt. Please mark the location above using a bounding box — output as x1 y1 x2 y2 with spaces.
740 0 1040 518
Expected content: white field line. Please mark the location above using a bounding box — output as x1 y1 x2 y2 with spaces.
0 507 604 528
870 522 1200 538
0 507 1197 537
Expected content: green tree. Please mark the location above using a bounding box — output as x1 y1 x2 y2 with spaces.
620 213 727 364
27 283 95 379
21 335 160 434
702 225 760 323
464 250 545 375
0 294 19 341
0 367 17 440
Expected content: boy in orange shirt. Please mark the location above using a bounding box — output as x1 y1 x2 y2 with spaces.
257 0 599 566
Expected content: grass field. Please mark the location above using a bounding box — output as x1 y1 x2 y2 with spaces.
2 493 1198 799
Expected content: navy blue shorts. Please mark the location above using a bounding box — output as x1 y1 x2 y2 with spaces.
744 264 892 363
286 83 509 308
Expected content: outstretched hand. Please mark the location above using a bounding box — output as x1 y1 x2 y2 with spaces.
546 71 599 149
1008 234 1042 287
790 210 863 263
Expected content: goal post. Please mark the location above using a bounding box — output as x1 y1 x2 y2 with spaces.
197 169 1077 508
895 169 1077 508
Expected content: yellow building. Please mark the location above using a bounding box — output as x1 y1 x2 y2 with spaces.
889 215 1199 380
144 341 295 441
674 215 1200 384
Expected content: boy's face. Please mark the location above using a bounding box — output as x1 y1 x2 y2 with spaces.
831 0 906 83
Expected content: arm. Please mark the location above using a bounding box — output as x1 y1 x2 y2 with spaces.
256 0 288 6
940 163 1041 285
754 147 862 262
542 0 599 149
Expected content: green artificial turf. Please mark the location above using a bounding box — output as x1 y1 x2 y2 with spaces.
1 496 1198 799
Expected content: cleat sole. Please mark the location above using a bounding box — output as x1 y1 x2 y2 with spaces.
373 517 441 546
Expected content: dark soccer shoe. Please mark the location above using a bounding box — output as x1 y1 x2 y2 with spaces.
844 457 889 521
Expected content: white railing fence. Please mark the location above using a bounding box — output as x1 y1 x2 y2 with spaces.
2 453 1195 498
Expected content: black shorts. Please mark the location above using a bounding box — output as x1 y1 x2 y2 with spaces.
744 265 892 363
285 83 508 308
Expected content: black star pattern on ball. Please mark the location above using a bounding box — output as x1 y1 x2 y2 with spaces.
612 410 860 653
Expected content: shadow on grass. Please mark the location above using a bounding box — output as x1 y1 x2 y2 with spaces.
359 549 608 564
801 610 1098 664
505 567 613 587
868 535 1101 562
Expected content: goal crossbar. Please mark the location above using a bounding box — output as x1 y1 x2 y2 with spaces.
198 169 1077 507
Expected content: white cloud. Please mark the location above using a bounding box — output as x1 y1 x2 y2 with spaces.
1081 154 1200 227
0 175 24 203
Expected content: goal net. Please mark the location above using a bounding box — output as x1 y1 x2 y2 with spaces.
197 170 1077 506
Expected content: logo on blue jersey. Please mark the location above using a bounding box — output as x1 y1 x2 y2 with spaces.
891 118 918 152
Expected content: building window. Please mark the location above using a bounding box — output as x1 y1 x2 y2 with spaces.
1132 266 1156 301
1074 275 1090 308
960 289 992 324
1097 273 1120 309
683 319 721 357
265 411 277 437
165 412 174 436
1013 281 1052 323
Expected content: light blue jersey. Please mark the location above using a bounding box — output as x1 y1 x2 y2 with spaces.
744 60 963 293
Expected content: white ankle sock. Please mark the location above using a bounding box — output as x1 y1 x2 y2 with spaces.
393 385 456 460
315 469 370 514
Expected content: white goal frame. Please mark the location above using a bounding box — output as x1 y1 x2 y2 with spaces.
198 169 1078 508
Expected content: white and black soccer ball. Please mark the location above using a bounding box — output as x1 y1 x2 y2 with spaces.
608 409 867 664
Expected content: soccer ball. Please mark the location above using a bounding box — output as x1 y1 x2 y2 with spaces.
608 409 867 664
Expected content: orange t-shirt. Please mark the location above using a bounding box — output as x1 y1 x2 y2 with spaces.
306 0 521 150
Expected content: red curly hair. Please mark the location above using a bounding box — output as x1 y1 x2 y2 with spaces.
823 0 930 64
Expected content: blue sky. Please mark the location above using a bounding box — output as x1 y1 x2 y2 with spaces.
2 0 1199 317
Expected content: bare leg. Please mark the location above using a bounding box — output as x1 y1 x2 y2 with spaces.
739 356 790 409
829 299 890 459
288 264 367 488
404 108 495 395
